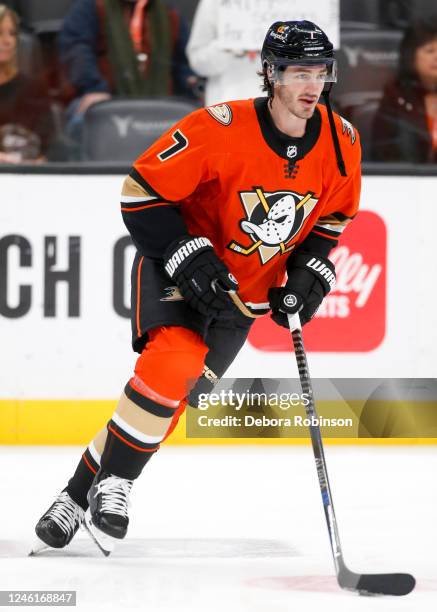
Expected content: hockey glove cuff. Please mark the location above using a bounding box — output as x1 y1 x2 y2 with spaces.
164 235 239 317
268 252 336 327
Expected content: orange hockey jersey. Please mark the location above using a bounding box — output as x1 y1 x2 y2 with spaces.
121 98 361 313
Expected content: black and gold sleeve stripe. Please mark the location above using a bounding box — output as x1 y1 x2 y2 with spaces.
120 170 188 259
121 171 169 212
312 212 355 240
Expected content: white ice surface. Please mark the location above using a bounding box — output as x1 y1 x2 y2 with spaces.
0 445 436 611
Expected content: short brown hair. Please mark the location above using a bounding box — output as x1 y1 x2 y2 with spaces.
258 65 274 98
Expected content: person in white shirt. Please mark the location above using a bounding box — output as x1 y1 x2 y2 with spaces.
187 0 263 105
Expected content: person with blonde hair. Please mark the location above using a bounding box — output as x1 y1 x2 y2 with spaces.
0 4 54 163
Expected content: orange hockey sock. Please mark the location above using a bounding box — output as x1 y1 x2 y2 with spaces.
102 326 208 477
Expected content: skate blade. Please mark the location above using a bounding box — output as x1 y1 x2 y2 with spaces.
84 509 117 557
29 536 51 556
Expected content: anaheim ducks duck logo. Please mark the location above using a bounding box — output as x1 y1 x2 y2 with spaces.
160 286 183 301
206 104 232 126
340 116 356 145
228 186 318 264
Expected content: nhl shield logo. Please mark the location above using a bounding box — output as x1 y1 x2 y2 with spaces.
287 145 297 159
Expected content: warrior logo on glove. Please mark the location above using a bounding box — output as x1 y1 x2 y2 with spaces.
164 235 239 317
164 237 212 277
306 257 336 290
269 252 336 327
228 186 319 264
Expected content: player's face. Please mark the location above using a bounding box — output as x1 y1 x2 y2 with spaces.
415 38 437 86
274 65 327 119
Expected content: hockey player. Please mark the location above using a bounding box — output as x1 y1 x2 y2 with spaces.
33 20 361 555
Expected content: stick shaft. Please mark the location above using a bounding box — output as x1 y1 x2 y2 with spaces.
288 314 344 574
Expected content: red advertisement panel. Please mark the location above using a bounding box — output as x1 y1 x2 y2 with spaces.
248 211 386 352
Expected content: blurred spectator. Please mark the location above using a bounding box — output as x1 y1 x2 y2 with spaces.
187 0 263 106
372 18 437 163
59 0 197 138
3 1 17 11
0 5 54 163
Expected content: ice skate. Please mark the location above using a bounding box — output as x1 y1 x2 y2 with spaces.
30 491 84 555
84 469 133 556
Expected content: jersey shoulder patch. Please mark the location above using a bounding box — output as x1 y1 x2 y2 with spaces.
205 103 233 126
338 115 357 145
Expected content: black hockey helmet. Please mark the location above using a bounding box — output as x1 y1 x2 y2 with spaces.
261 21 346 177
262 20 334 64
261 21 336 84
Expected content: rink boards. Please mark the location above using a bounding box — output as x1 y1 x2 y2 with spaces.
1 173 436 444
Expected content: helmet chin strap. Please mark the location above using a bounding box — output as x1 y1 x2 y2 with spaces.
322 84 347 177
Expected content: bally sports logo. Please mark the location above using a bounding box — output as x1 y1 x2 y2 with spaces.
316 246 382 318
249 211 386 352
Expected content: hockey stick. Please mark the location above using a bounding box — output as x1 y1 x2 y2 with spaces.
210 280 263 318
213 280 415 596
286 311 415 596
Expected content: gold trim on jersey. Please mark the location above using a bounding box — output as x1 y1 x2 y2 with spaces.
314 213 353 235
122 175 157 199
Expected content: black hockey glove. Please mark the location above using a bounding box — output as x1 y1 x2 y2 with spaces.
268 252 336 327
164 235 239 317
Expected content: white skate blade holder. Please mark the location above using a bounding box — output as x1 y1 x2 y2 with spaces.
84 509 117 556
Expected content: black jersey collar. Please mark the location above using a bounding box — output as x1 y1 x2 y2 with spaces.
254 97 321 162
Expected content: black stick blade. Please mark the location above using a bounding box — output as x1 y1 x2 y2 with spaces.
338 567 415 596
356 573 416 596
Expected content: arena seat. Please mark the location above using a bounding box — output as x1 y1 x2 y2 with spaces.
340 22 380 31
333 30 402 112
346 101 380 162
17 31 43 76
383 0 437 28
340 0 381 28
409 0 437 20
16 0 74 34
343 0 437 32
81 98 200 162
176 0 200 26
